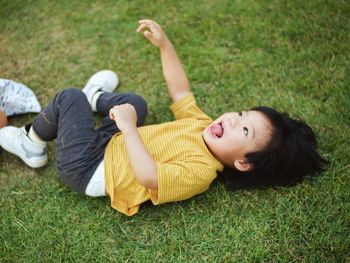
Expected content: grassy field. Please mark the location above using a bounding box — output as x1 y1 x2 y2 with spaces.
0 0 349 262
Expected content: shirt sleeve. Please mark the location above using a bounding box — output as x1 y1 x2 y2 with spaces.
170 92 212 122
149 161 217 205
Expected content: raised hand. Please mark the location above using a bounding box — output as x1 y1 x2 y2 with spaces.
136 19 170 49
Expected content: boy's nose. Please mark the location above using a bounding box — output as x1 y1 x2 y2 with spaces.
229 118 237 128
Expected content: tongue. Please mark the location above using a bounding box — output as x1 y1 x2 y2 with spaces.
210 123 223 138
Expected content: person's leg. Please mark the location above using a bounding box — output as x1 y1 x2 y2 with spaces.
81 69 147 135
32 88 108 193
96 92 148 136
32 88 95 142
82 70 119 112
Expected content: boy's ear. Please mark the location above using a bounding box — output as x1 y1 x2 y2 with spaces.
233 160 253 172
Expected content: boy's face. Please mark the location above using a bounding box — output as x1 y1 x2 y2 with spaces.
202 110 272 170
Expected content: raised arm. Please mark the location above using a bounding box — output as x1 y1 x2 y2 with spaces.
137 19 190 102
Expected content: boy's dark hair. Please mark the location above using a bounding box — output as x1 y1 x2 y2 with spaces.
218 106 327 191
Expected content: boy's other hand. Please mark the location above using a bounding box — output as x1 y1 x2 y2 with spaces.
137 19 170 49
109 104 137 133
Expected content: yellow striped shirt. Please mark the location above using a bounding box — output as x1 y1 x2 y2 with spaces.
104 93 224 216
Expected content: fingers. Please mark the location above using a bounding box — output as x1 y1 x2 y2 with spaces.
137 19 160 33
143 30 152 39
136 23 147 33
136 19 167 47
109 108 115 120
139 19 160 28
109 112 114 120
136 23 155 41
109 104 136 121
136 23 154 40
109 105 120 120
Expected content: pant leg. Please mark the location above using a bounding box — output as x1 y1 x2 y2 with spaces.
32 88 108 193
96 92 148 136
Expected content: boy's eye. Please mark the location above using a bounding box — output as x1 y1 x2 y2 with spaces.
243 127 248 136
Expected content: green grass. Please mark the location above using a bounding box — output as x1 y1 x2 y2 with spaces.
1 0 349 262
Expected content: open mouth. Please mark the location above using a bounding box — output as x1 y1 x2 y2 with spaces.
210 122 224 138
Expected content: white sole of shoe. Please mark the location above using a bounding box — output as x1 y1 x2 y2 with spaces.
83 70 119 93
1 142 47 168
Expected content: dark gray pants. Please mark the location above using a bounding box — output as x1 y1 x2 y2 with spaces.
32 88 148 194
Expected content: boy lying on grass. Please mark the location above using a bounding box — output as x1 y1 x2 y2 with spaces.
0 20 326 216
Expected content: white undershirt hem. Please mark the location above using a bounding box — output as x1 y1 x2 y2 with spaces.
85 160 106 197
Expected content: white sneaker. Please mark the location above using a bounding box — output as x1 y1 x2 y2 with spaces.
0 126 47 168
82 70 119 112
